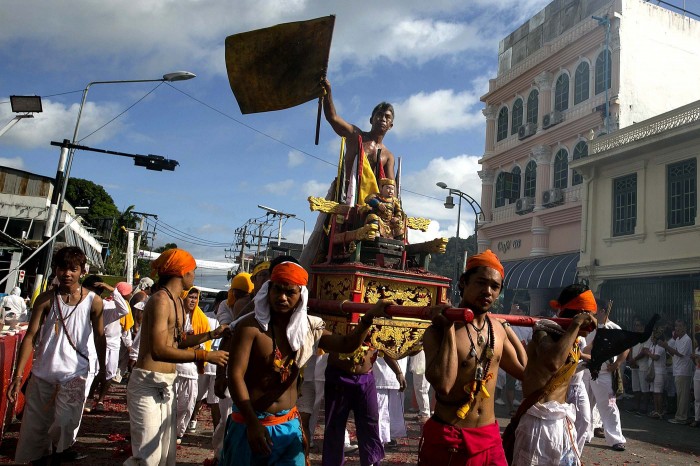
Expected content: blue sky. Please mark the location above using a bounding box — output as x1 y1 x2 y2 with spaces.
0 0 689 289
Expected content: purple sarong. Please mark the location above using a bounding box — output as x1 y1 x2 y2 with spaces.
323 365 384 466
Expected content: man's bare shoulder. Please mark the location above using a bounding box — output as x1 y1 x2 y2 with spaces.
234 313 263 332
33 290 55 311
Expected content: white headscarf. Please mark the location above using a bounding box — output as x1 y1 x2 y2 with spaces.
253 280 309 352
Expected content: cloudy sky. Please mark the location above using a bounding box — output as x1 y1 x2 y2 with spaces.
1 0 664 289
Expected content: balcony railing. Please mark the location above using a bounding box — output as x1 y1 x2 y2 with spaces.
489 184 583 223
591 100 700 154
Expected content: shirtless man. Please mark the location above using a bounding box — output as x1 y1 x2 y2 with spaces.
221 260 391 466
510 284 597 465
321 78 395 182
125 248 228 466
419 249 525 465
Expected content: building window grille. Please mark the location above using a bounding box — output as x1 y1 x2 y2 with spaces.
510 166 522 199
613 173 637 236
667 158 697 229
495 172 506 208
497 106 508 142
511 99 523 136
574 62 590 105
595 50 611 96
554 74 569 112
526 90 539 125
524 161 537 198
572 141 588 186
553 149 569 189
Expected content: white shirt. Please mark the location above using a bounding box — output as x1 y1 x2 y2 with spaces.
33 291 96 384
374 357 407 390
669 334 694 377
631 338 652 372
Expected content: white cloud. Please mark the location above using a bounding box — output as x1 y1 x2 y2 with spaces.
302 179 330 198
0 157 24 170
287 150 305 168
0 1 551 79
0 98 125 150
393 89 484 137
263 179 294 195
401 154 482 237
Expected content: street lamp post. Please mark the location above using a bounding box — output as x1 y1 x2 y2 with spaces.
33 71 195 297
436 182 484 301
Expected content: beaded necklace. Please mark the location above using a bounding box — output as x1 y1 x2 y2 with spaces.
270 322 296 382
162 287 184 344
54 286 84 335
457 315 495 419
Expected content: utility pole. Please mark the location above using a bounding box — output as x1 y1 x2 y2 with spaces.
237 224 248 272
131 211 158 282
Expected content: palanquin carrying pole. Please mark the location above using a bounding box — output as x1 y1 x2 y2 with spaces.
307 298 584 330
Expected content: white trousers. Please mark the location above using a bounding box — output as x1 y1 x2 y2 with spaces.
587 370 626 446
175 376 197 438
567 377 590 456
412 373 431 417
376 388 406 444
512 401 580 466
15 374 87 463
212 397 233 459
124 368 177 466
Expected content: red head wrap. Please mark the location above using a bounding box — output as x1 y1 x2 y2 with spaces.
549 289 597 314
270 261 308 287
152 248 196 278
465 249 504 279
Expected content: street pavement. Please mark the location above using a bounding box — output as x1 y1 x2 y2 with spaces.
1 383 699 465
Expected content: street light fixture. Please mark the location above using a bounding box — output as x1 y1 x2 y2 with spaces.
0 95 43 138
436 182 484 302
257 205 301 247
33 71 196 297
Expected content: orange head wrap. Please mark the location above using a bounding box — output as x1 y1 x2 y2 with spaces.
465 249 504 279
549 289 597 314
152 248 196 278
270 261 308 287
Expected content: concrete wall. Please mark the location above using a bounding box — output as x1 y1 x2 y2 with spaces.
618 0 700 126
498 0 612 75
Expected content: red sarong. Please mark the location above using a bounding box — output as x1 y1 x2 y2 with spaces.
418 418 506 466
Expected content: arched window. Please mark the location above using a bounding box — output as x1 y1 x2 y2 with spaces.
574 62 589 105
595 50 612 95
553 148 569 189
511 99 523 135
495 172 506 207
524 161 537 198
497 106 509 142
511 166 522 199
554 74 569 112
526 90 539 125
572 141 588 185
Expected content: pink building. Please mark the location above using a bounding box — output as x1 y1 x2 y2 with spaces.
477 0 700 314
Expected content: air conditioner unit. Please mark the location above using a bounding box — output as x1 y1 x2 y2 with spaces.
542 188 564 207
542 110 563 129
517 122 537 140
515 197 535 215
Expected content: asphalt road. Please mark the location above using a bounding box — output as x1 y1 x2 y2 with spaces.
1 383 699 465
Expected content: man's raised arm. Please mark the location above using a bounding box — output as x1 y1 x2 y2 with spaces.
321 78 359 139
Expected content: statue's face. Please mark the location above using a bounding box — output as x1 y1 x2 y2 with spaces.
380 184 395 199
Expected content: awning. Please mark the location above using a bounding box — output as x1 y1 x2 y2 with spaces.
503 252 579 290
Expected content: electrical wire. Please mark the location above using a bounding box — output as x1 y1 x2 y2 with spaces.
150 218 234 246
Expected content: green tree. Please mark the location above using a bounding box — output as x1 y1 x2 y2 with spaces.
66 178 120 225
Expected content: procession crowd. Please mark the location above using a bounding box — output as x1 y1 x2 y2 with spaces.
6 244 698 466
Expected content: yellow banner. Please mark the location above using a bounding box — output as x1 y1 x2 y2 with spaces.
694 290 700 337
